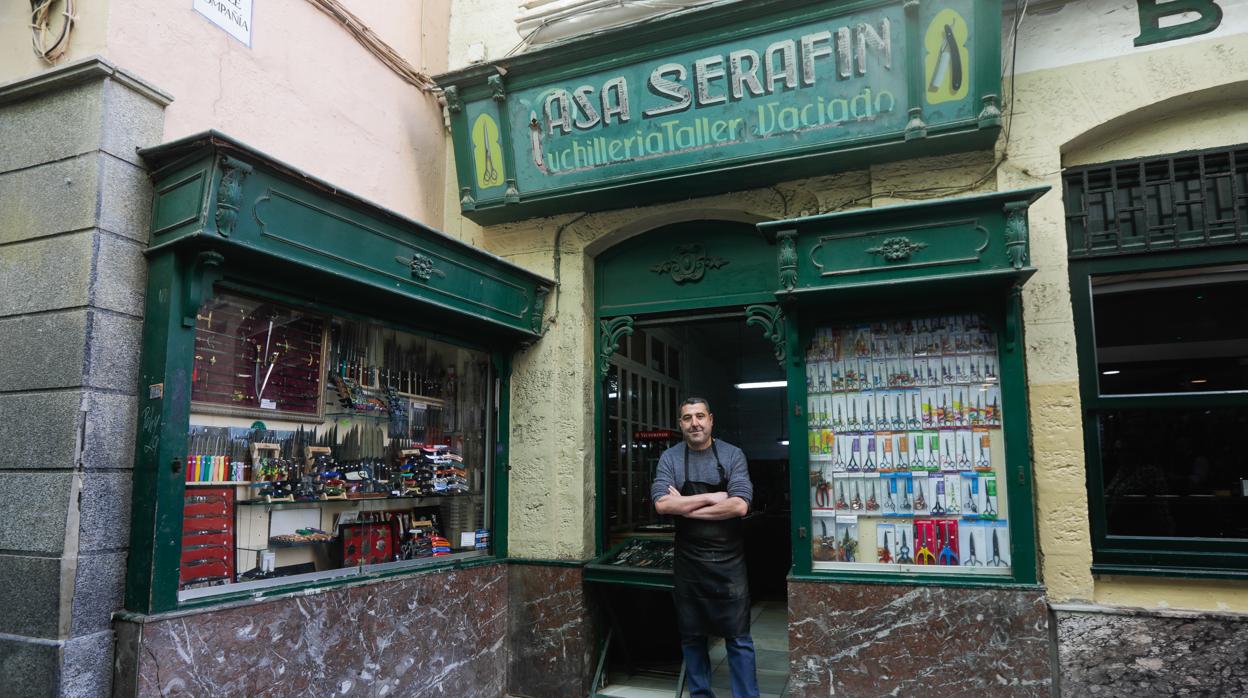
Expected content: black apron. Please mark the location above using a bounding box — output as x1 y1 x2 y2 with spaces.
673 441 751 639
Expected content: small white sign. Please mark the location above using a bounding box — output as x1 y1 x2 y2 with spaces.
260 399 276 410
460 531 477 548
193 0 253 46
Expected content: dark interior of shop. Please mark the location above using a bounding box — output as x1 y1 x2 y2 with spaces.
598 313 792 695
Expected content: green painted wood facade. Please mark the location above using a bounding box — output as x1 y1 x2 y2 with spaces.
436 0 1003 225
125 133 552 614
594 187 1050 587
1070 245 1248 579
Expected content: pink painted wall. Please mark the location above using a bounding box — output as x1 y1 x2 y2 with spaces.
105 0 451 227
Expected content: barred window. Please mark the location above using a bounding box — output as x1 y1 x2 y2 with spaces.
1065 145 1248 258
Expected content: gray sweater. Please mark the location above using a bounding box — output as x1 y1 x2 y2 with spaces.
651 439 752 508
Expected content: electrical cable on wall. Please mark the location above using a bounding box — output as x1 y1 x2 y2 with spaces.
302 0 438 92
30 0 77 64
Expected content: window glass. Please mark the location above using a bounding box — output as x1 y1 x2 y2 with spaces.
180 290 492 598
1098 407 1248 539
1092 268 1248 394
807 313 1011 575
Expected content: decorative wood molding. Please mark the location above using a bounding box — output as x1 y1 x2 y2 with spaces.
745 304 787 365
598 316 634 378
867 236 928 262
182 251 225 328
214 156 252 237
531 286 549 334
776 230 799 291
1004 201 1030 270
650 244 729 284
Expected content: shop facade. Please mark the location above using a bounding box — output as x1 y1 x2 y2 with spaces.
1 0 1246 696
437 0 1248 695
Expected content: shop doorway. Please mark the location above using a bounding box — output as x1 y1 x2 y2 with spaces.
598 312 792 696
590 219 792 697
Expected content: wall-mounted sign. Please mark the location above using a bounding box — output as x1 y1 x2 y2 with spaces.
1135 0 1224 47
439 0 1002 224
194 0 253 47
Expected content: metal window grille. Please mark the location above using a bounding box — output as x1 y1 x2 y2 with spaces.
1064 144 1248 258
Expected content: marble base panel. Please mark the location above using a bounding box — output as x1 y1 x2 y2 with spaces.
788 581 1052 697
116 564 508 697
507 564 599 698
1056 607 1248 697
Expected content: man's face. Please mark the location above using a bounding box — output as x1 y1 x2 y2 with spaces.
678 402 714 449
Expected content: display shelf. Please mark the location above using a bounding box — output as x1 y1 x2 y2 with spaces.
188 481 252 486
237 493 477 508
267 538 334 549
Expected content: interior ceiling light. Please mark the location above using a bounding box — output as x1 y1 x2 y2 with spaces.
1101 370 1121 375
735 381 787 389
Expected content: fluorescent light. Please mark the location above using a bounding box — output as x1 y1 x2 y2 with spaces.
1191 379 1208 384
734 381 787 389
607 392 618 398
1101 370 1120 376
777 439 790 446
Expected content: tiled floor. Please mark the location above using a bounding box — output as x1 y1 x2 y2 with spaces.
598 601 789 698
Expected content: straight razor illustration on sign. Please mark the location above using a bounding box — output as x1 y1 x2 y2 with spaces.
929 24 963 93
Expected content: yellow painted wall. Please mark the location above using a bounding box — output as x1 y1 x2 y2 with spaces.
1002 29 1248 612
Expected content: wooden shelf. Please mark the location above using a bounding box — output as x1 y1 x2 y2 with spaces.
188 481 253 486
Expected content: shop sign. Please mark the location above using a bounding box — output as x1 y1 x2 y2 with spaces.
443 0 1002 223
634 430 681 441
194 0 253 47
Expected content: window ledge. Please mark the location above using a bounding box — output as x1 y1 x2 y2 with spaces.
1091 563 1248 581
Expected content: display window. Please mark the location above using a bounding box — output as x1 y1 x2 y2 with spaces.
805 313 1012 575
179 288 494 599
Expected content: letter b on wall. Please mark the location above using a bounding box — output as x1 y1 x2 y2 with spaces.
1135 0 1223 47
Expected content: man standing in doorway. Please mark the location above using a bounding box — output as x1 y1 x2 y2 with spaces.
652 397 759 698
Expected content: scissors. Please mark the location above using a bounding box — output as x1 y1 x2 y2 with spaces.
896 531 914 564
931 479 947 515
962 530 982 566
937 526 959 566
878 531 893 563
986 529 1006 567
814 473 831 508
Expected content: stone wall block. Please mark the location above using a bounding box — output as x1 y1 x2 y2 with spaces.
125 564 509 697
97 154 153 244
76 472 132 552
0 81 105 172
0 635 61 697
0 154 100 244
0 553 63 638
1057 610 1248 697
92 232 148 317
0 231 94 317
84 311 143 393
62 629 114 698
0 391 83 470
507 565 597 698
788 582 1052 697
69 552 127 636
83 391 138 472
0 311 89 391
0 472 73 554
99 80 166 167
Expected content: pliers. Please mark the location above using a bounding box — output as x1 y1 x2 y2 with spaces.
815 479 831 508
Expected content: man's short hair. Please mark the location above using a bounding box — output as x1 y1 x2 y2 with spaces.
680 397 711 413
